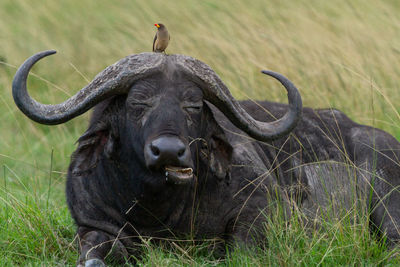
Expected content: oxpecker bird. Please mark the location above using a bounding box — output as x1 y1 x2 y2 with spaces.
153 23 170 53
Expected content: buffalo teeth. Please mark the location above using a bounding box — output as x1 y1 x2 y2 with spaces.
165 167 193 175
165 166 194 182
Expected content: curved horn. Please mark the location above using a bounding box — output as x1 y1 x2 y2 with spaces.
13 51 302 140
178 58 302 141
12 50 163 125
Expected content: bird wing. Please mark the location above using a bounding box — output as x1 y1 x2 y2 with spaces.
152 32 157 52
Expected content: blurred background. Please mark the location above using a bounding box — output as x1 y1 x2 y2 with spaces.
0 0 399 265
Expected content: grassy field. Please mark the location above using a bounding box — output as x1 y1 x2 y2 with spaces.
1 0 400 265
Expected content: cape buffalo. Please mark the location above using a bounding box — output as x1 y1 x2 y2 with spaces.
13 51 400 266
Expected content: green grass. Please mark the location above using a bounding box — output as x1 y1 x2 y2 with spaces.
1 0 400 265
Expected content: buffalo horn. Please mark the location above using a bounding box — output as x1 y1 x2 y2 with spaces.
177 57 303 142
13 51 301 142
12 50 163 125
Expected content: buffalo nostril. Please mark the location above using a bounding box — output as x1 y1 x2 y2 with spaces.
145 136 192 170
177 148 185 157
150 144 160 156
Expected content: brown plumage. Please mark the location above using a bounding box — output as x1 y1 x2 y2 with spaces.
153 23 170 53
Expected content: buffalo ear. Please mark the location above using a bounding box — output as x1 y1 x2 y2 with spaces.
71 99 117 175
200 102 233 181
71 123 113 175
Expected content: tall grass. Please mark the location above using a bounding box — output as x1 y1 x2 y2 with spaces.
0 0 399 265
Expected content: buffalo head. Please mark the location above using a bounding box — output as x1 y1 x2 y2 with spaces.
12 51 302 187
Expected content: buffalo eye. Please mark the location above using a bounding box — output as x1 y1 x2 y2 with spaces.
181 87 203 115
183 105 202 114
182 99 203 114
128 102 151 119
183 102 203 127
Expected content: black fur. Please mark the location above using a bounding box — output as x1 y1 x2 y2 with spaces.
68 73 400 265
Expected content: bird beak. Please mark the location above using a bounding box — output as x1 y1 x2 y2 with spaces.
154 24 160 28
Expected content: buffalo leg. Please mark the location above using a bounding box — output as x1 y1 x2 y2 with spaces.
77 228 128 267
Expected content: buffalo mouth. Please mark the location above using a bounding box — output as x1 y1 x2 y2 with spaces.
165 166 193 184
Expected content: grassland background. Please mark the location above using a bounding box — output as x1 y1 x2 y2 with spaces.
0 0 400 266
